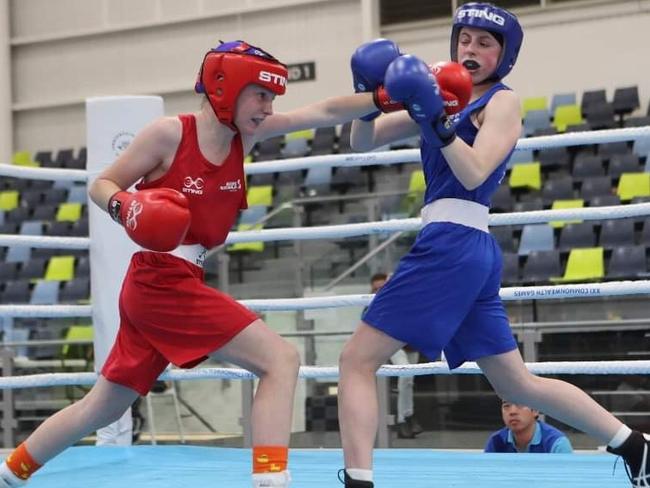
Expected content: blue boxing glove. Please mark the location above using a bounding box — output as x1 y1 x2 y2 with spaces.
351 38 402 121
384 55 457 147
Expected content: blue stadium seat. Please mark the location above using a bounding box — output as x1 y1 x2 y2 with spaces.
311 127 336 156
580 176 613 200
75 255 90 277
501 252 520 285
606 245 648 280
557 222 597 251
337 122 353 154
67 185 88 204
598 141 630 161
5 244 31 263
537 146 570 171
303 166 332 196
640 219 650 246
18 257 47 280
239 205 267 225
490 226 516 253
542 176 574 205
255 136 283 162
0 280 31 303
281 137 311 159
0 262 19 281
599 219 636 248
523 109 551 137
59 277 90 303
588 194 620 207
612 86 640 118
584 102 616 130
508 149 534 167
573 155 605 180
19 221 43 236
608 153 641 179
30 280 60 304
518 224 554 255
490 184 514 213
521 250 561 283
581 89 607 117
550 93 577 113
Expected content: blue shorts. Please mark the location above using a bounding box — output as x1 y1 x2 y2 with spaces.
362 222 517 369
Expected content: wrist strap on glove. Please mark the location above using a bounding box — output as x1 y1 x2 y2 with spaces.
434 116 457 147
108 191 128 224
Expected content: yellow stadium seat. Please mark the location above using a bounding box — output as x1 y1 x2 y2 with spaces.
56 203 82 222
12 151 39 167
61 325 94 365
408 170 426 194
45 255 75 281
522 96 548 117
554 247 604 283
550 199 584 228
509 162 541 190
285 129 314 141
617 173 650 202
228 223 264 253
0 190 20 211
402 170 426 216
553 105 583 132
247 185 273 207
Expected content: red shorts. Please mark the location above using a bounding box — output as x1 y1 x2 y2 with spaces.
102 251 258 395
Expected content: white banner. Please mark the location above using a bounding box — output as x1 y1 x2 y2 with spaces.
85 96 164 444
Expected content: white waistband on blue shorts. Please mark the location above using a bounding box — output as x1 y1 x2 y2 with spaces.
420 198 489 233
146 244 208 268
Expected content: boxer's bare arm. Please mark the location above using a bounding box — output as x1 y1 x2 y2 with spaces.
89 117 181 212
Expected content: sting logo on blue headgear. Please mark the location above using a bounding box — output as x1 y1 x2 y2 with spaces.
450 2 523 80
195 40 288 131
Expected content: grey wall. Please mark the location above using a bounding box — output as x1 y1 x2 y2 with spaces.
7 0 650 154
9 0 363 152
386 0 650 104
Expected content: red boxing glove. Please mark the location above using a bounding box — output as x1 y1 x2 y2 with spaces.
373 85 404 114
431 61 473 115
108 188 191 252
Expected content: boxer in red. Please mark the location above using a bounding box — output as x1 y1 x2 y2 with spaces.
0 40 384 488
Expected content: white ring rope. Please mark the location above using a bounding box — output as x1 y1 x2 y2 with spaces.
0 165 85 182
1 280 649 318
1 127 648 181
3 203 650 249
0 235 89 249
1 360 649 389
1 127 648 390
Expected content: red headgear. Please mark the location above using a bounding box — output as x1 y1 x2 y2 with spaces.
195 40 288 131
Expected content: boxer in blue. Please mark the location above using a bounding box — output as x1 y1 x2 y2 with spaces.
337 3 649 487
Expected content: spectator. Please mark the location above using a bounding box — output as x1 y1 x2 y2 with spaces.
484 400 573 453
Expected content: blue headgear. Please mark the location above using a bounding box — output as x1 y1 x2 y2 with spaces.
450 2 523 80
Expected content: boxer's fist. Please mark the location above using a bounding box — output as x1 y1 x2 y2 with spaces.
351 38 402 93
385 55 444 122
108 188 190 252
385 55 456 148
432 61 472 115
372 86 404 114
351 38 402 121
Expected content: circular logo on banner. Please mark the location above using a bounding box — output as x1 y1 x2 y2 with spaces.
111 131 135 157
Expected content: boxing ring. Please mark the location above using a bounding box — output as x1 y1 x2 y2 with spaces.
4 446 631 487
1 126 650 486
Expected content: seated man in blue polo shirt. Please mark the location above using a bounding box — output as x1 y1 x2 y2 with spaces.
484 400 573 453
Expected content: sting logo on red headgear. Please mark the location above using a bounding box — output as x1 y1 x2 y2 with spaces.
195 40 288 132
